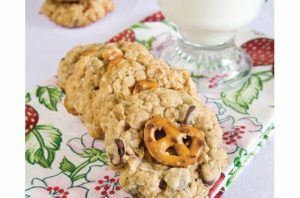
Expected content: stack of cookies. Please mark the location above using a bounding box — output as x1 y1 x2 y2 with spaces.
57 42 227 198
41 0 115 28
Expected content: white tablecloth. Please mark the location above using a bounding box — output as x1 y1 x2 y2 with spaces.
26 0 274 197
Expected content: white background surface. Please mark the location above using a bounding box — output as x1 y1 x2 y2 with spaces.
26 0 274 197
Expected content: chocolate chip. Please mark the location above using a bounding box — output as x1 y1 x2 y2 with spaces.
131 193 140 198
115 138 125 159
124 123 130 131
202 179 215 186
199 162 220 186
159 180 167 190
181 106 196 125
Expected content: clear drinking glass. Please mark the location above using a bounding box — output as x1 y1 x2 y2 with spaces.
153 0 265 93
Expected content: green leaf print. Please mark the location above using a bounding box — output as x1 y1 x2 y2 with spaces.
25 93 31 103
36 86 63 111
34 125 62 150
34 147 55 168
253 70 273 83
131 22 150 29
191 74 207 79
136 37 155 50
221 75 263 114
226 148 253 187
162 20 178 31
81 148 108 164
60 157 76 174
25 125 62 168
221 91 248 114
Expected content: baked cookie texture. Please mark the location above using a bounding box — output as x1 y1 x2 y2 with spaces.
57 42 152 91
90 47 197 138
58 42 197 139
102 88 227 198
41 0 115 28
57 43 104 91
58 42 148 138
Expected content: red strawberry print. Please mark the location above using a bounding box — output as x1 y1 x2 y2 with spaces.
25 104 39 134
241 38 274 66
108 29 135 43
142 11 165 22
208 173 225 197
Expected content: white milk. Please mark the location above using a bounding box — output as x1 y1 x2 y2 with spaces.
158 0 264 45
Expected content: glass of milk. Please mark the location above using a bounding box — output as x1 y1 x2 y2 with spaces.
153 0 265 93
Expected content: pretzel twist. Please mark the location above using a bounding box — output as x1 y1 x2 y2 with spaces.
144 117 203 167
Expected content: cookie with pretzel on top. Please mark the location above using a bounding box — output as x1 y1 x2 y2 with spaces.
102 88 227 198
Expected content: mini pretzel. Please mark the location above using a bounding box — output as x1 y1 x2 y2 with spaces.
133 79 159 94
144 117 203 167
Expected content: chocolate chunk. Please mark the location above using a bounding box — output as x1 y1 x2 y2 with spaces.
124 123 130 131
181 106 196 125
131 194 140 198
202 179 215 186
159 180 167 190
199 162 220 186
115 138 125 159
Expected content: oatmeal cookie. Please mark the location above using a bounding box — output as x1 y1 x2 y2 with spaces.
57 43 104 91
88 44 197 138
59 42 166 138
102 88 227 198
41 0 115 28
